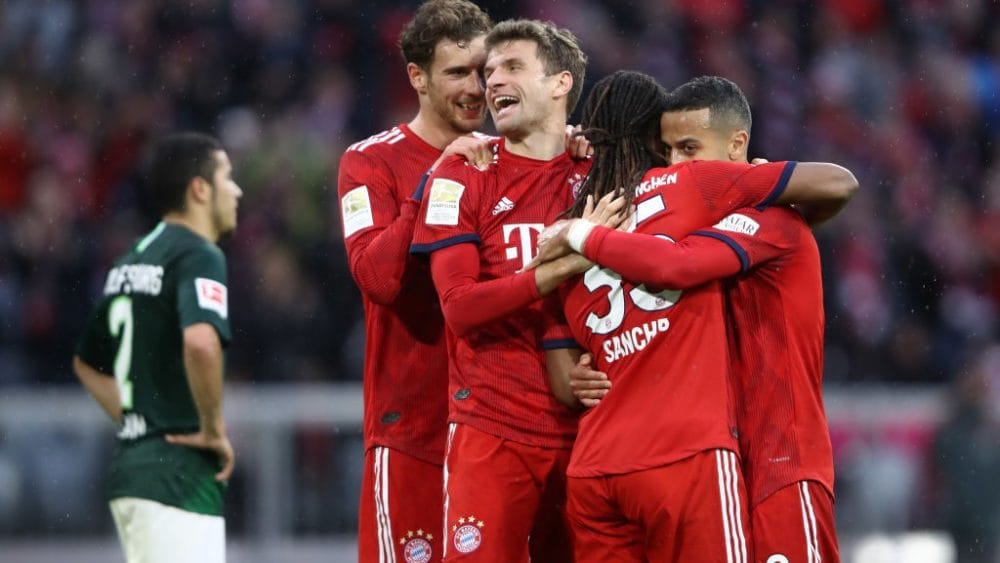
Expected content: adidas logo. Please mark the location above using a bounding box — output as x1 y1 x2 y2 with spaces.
491 197 515 215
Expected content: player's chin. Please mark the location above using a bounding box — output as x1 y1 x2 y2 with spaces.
453 109 485 130
452 115 484 133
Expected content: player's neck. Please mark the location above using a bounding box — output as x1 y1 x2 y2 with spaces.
408 112 467 151
162 212 218 244
504 124 567 161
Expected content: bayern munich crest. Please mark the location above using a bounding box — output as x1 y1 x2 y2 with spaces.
399 529 433 563
451 516 485 554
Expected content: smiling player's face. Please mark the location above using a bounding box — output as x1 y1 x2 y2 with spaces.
425 36 488 135
485 39 557 140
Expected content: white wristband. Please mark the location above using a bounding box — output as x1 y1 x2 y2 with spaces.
566 220 596 254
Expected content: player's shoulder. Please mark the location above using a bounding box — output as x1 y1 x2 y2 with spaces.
344 126 407 156
159 226 225 270
633 165 684 197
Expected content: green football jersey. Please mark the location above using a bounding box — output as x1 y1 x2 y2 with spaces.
76 222 231 515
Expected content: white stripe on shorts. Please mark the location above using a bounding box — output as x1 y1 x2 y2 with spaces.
374 447 396 563
442 423 457 559
716 450 748 563
799 481 821 563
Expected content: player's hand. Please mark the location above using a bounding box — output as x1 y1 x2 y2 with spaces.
566 124 593 160
433 135 492 171
166 429 235 482
583 191 629 228
569 353 611 407
521 220 574 271
750 157 770 165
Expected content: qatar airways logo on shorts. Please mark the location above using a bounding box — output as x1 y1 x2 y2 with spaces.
503 223 544 269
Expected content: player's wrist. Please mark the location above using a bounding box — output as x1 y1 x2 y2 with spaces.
566 220 596 254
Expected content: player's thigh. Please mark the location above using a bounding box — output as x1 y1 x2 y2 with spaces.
527 445 574 563
358 446 443 563
566 476 644 563
443 423 542 562
109 497 225 563
752 480 840 563
617 449 750 563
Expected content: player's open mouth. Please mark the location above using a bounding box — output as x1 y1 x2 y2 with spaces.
492 95 520 117
457 102 483 117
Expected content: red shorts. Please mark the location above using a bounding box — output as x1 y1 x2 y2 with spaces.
751 481 840 563
442 423 573 562
567 449 751 563
358 447 443 563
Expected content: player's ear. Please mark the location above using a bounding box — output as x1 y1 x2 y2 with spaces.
552 70 573 100
728 129 749 162
188 176 212 205
407 62 429 94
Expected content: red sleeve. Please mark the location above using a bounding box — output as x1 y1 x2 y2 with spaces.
691 206 803 271
688 160 796 217
429 243 541 337
338 148 424 305
411 156 482 252
582 226 742 289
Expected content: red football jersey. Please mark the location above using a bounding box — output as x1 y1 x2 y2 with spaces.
562 160 795 477
696 206 834 508
338 123 451 465
411 140 590 448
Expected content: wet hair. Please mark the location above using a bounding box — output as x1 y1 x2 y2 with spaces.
663 75 752 133
146 132 223 216
569 70 668 218
485 19 588 116
398 0 493 70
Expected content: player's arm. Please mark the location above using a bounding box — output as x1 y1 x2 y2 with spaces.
339 150 426 306
576 225 743 288
428 245 590 336
769 162 858 224
166 323 234 482
545 348 585 409
72 355 122 424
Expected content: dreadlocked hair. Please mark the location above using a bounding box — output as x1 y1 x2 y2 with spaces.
569 70 668 218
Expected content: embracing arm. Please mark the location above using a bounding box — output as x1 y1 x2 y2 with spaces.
581 227 743 289
430 244 590 337
546 348 585 409
773 162 858 225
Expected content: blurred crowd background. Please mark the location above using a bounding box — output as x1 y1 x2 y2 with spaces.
1 0 999 558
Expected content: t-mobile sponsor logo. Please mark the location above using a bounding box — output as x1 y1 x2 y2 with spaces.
502 223 544 269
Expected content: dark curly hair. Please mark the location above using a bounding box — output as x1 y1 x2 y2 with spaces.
570 70 668 218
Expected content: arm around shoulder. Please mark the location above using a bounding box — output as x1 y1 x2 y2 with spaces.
775 162 859 225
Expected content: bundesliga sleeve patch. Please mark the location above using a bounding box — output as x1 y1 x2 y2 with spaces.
425 178 465 226
195 278 228 319
713 213 760 236
341 186 375 237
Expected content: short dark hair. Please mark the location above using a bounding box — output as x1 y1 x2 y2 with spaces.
664 75 752 132
398 0 493 70
485 19 588 116
570 70 667 218
146 132 223 216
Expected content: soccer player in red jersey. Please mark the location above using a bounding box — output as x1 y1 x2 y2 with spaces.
410 19 591 562
336 2 492 562
526 71 857 563
564 76 846 562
